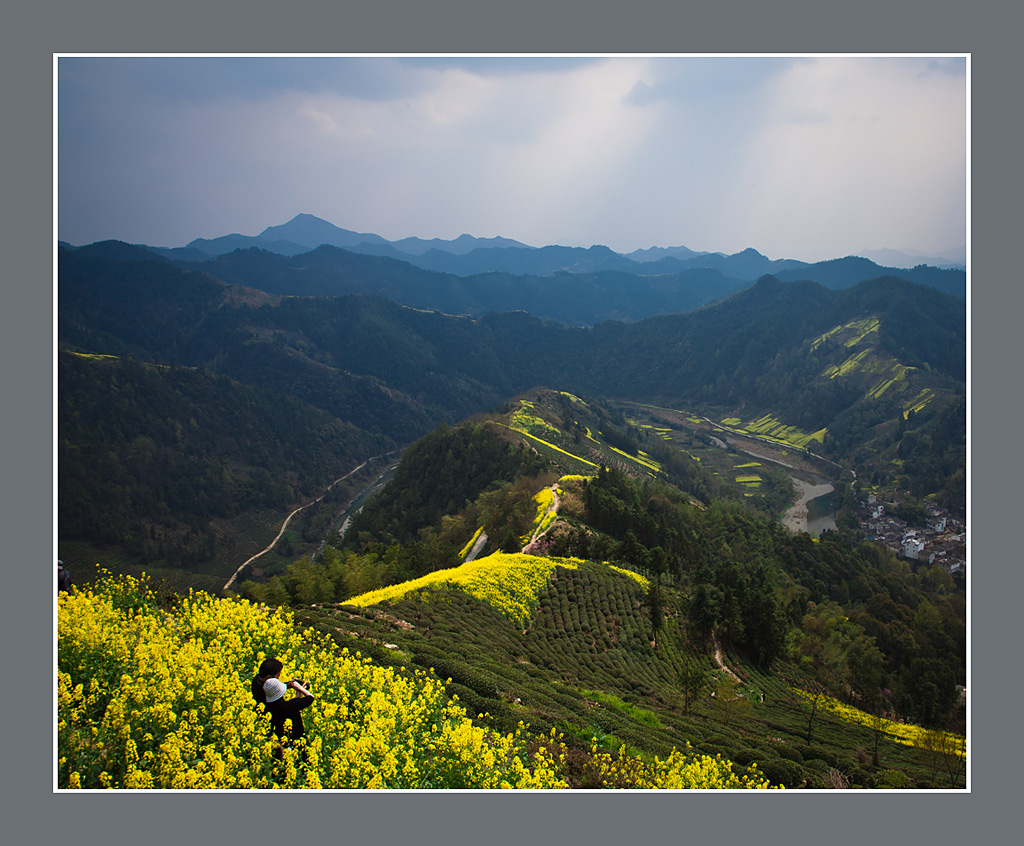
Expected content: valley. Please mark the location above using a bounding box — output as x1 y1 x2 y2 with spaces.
56 234 967 790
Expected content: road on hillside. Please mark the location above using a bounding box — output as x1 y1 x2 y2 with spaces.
222 453 394 592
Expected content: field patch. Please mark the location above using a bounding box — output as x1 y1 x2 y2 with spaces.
346 552 582 629
792 689 964 756
741 415 826 449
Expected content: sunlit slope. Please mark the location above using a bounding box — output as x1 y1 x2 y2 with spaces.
345 551 585 628
809 316 945 419
59 571 776 789
343 552 690 748
339 548 692 737
58 572 566 789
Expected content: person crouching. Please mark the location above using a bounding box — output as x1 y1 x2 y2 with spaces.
253 658 315 744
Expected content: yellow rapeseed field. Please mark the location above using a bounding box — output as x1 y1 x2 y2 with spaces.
792 689 965 756
58 571 566 789
345 552 582 628
57 570 780 789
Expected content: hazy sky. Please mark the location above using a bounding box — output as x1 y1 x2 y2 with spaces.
57 55 968 262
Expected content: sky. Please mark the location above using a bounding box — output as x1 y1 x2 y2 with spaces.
57 55 968 263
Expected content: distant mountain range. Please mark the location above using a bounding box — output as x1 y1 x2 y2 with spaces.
857 247 966 271
59 215 966 328
60 213 966 290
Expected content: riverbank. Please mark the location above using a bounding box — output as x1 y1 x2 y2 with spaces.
721 436 836 536
782 477 836 536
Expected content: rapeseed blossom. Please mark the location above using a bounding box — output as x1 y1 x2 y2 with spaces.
608 566 650 591
345 552 581 629
586 742 779 789
791 688 965 755
57 572 565 789
458 526 485 559
58 571 777 790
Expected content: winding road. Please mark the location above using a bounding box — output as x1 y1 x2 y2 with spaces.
222 454 392 592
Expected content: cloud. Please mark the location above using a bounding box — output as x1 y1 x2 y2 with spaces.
699 57 967 259
923 57 968 77
57 55 967 259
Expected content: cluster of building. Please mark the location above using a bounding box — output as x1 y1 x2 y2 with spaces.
859 495 966 575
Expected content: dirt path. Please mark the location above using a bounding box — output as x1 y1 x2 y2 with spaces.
522 483 561 552
711 633 741 682
222 454 389 592
463 531 490 562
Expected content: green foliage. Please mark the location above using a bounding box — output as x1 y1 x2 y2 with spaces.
875 768 911 789
58 248 966 788
58 351 384 572
348 422 547 548
711 676 753 727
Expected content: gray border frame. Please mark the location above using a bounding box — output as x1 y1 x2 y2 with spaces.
18 0 1009 841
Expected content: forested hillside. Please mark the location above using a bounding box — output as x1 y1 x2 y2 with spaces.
58 350 390 588
233 400 965 788
58 245 965 572
57 238 967 791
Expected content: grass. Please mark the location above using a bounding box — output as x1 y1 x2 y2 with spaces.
742 415 827 449
607 445 661 474
810 317 879 353
824 348 872 379
511 401 563 440
903 388 934 417
791 689 965 756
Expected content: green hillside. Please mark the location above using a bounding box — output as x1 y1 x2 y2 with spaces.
234 400 965 789
59 248 965 572
58 248 966 789
281 541 964 789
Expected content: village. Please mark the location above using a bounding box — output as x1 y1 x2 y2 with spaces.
858 495 966 576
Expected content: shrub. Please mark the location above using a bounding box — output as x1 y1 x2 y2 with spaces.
774 743 804 763
756 758 805 788
848 765 874 788
726 745 759 766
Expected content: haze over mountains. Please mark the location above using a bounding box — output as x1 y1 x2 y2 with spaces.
151 211 965 269
59 213 966 327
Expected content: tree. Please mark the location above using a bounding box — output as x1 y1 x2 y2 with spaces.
648 580 664 648
898 657 956 727
677 659 710 715
712 675 752 727
262 576 290 606
801 682 827 747
919 727 967 788
868 707 887 768
940 731 967 789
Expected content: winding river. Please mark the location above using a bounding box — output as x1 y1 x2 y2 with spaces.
724 438 837 537
781 477 837 537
